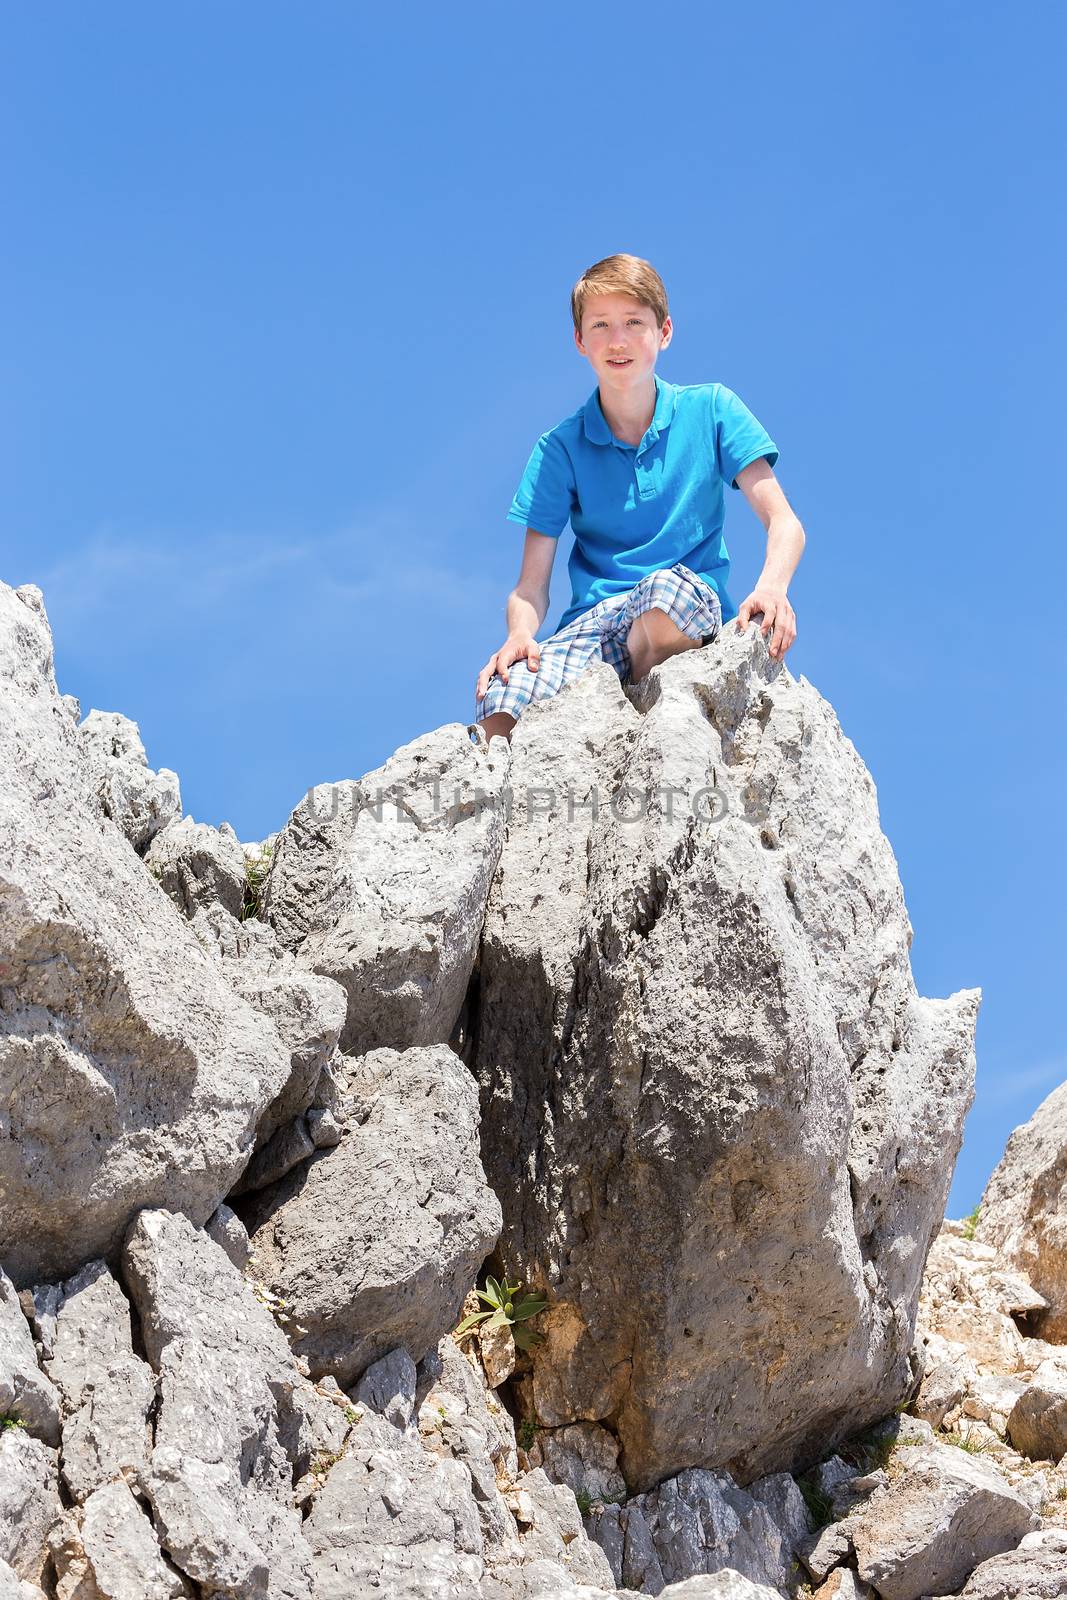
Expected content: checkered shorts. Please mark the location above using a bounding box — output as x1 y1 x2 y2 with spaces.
473 561 723 727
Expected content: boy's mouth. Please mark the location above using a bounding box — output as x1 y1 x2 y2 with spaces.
607 359 632 368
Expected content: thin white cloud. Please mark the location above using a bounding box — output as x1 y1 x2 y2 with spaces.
979 1055 1067 1108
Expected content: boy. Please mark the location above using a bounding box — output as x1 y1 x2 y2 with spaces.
473 254 805 742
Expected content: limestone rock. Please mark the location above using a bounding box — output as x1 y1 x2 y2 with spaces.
144 814 249 920
28 1259 155 1504
122 1207 352 1599
78 707 181 853
850 1441 1039 1599
474 633 980 1490
0 1270 60 1445
0 582 294 1284
0 1426 59 1587
978 1082 1067 1341
205 1202 251 1269
1006 1359 1067 1461
587 1461 808 1595
239 1044 502 1385
261 722 510 1053
48 1477 192 1598
956 1540 1067 1597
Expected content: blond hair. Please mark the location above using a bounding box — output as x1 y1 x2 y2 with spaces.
571 254 669 335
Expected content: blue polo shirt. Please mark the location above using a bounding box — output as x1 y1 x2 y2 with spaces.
506 375 779 634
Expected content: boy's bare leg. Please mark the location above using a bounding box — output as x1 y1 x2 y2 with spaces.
626 607 705 684
478 711 517 741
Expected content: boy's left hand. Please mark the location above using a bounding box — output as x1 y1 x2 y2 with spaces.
735 588 796 662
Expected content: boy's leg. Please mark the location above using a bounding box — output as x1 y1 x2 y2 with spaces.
626 607 705 683
477 711 517 741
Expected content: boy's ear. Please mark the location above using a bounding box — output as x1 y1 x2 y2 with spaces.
574 325 587 354
659 316 673 348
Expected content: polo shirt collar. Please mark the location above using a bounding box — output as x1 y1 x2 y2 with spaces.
583 373 677 447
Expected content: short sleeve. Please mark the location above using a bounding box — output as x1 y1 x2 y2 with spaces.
713 385 779 490
505 430 576 537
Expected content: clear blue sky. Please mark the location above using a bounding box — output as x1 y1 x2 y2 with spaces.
4 2 1065 1214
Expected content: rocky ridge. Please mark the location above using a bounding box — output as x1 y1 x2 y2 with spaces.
2 576 1064 1598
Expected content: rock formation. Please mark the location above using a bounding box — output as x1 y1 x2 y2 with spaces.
11 573 1067 1600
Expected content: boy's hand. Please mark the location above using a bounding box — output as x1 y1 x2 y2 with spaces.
476 635 541 700
735 588 797 662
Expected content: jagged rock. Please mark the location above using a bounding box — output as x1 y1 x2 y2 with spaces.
850 1441 1039 1599
1006 1359 1067 1460
261 722 511 1053
78 707 181 853
812 1574 876 1600
588 1461 808 1595
0 1269 60 1445
0 1556 46 1598
0 1425 59 1587
185 900 348 1164
239 1044 502 1385
977 1081 1067 1341
539 1421 627 1505
474 632 980 1491
49 1477 192 1598
0 582 295 1285
305 1394 485 1597
205 1202 252 1269
955 1537 1067 1597
25 1259 155 1504
122 1207 354 1600
918 1233 1036 1373
144 814 249 920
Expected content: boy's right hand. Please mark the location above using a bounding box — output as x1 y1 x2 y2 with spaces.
476 635 540 700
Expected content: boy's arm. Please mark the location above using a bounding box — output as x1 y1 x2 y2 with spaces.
733 458 805 662
475 529 558 698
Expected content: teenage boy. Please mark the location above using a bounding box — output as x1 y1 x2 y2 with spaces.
473 254 805 743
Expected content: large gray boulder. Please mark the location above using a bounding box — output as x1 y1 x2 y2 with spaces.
122 1207 352 1600
144 814 249 919
239 1044 502 1385
0 1270 60 1445
849 1442 1039 1599
77 706 181 853
977 1081 1067 1340
473 631 980 1492
24 1257 155 1505
261 723 510 1054
0 582 294 1284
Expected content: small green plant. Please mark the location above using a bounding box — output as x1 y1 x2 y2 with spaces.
455 1274 548 1351
946 1428 992 1455
575 1488 593 1516
1057 1483 1067 1500
961 1204 981 1241
242 842 274 922
0 1416 26 1432
343 1406 359 1424
840 1420 898 1474
517 1416 541 1451
795 1470 835 1532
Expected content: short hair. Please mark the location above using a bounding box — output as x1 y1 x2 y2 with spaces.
571 254 670 334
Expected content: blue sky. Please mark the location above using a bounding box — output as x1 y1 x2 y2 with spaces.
4 2 1065 1214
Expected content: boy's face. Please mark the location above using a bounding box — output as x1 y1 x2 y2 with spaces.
574 292 673 389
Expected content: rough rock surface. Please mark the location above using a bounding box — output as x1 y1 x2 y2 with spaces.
473 635 980 1490
27 1257 155 1505
587 1464 810 1594
239 1044 503 1384
121 1207 347 1599
145 813 249 919
0 582 295 1283
978 1081 1067 1341
77 706 181 853
849 1441 1039 1599
0 1269 60 1445
261 723 511 1053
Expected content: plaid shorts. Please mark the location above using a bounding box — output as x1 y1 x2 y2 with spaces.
473 561 723 727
